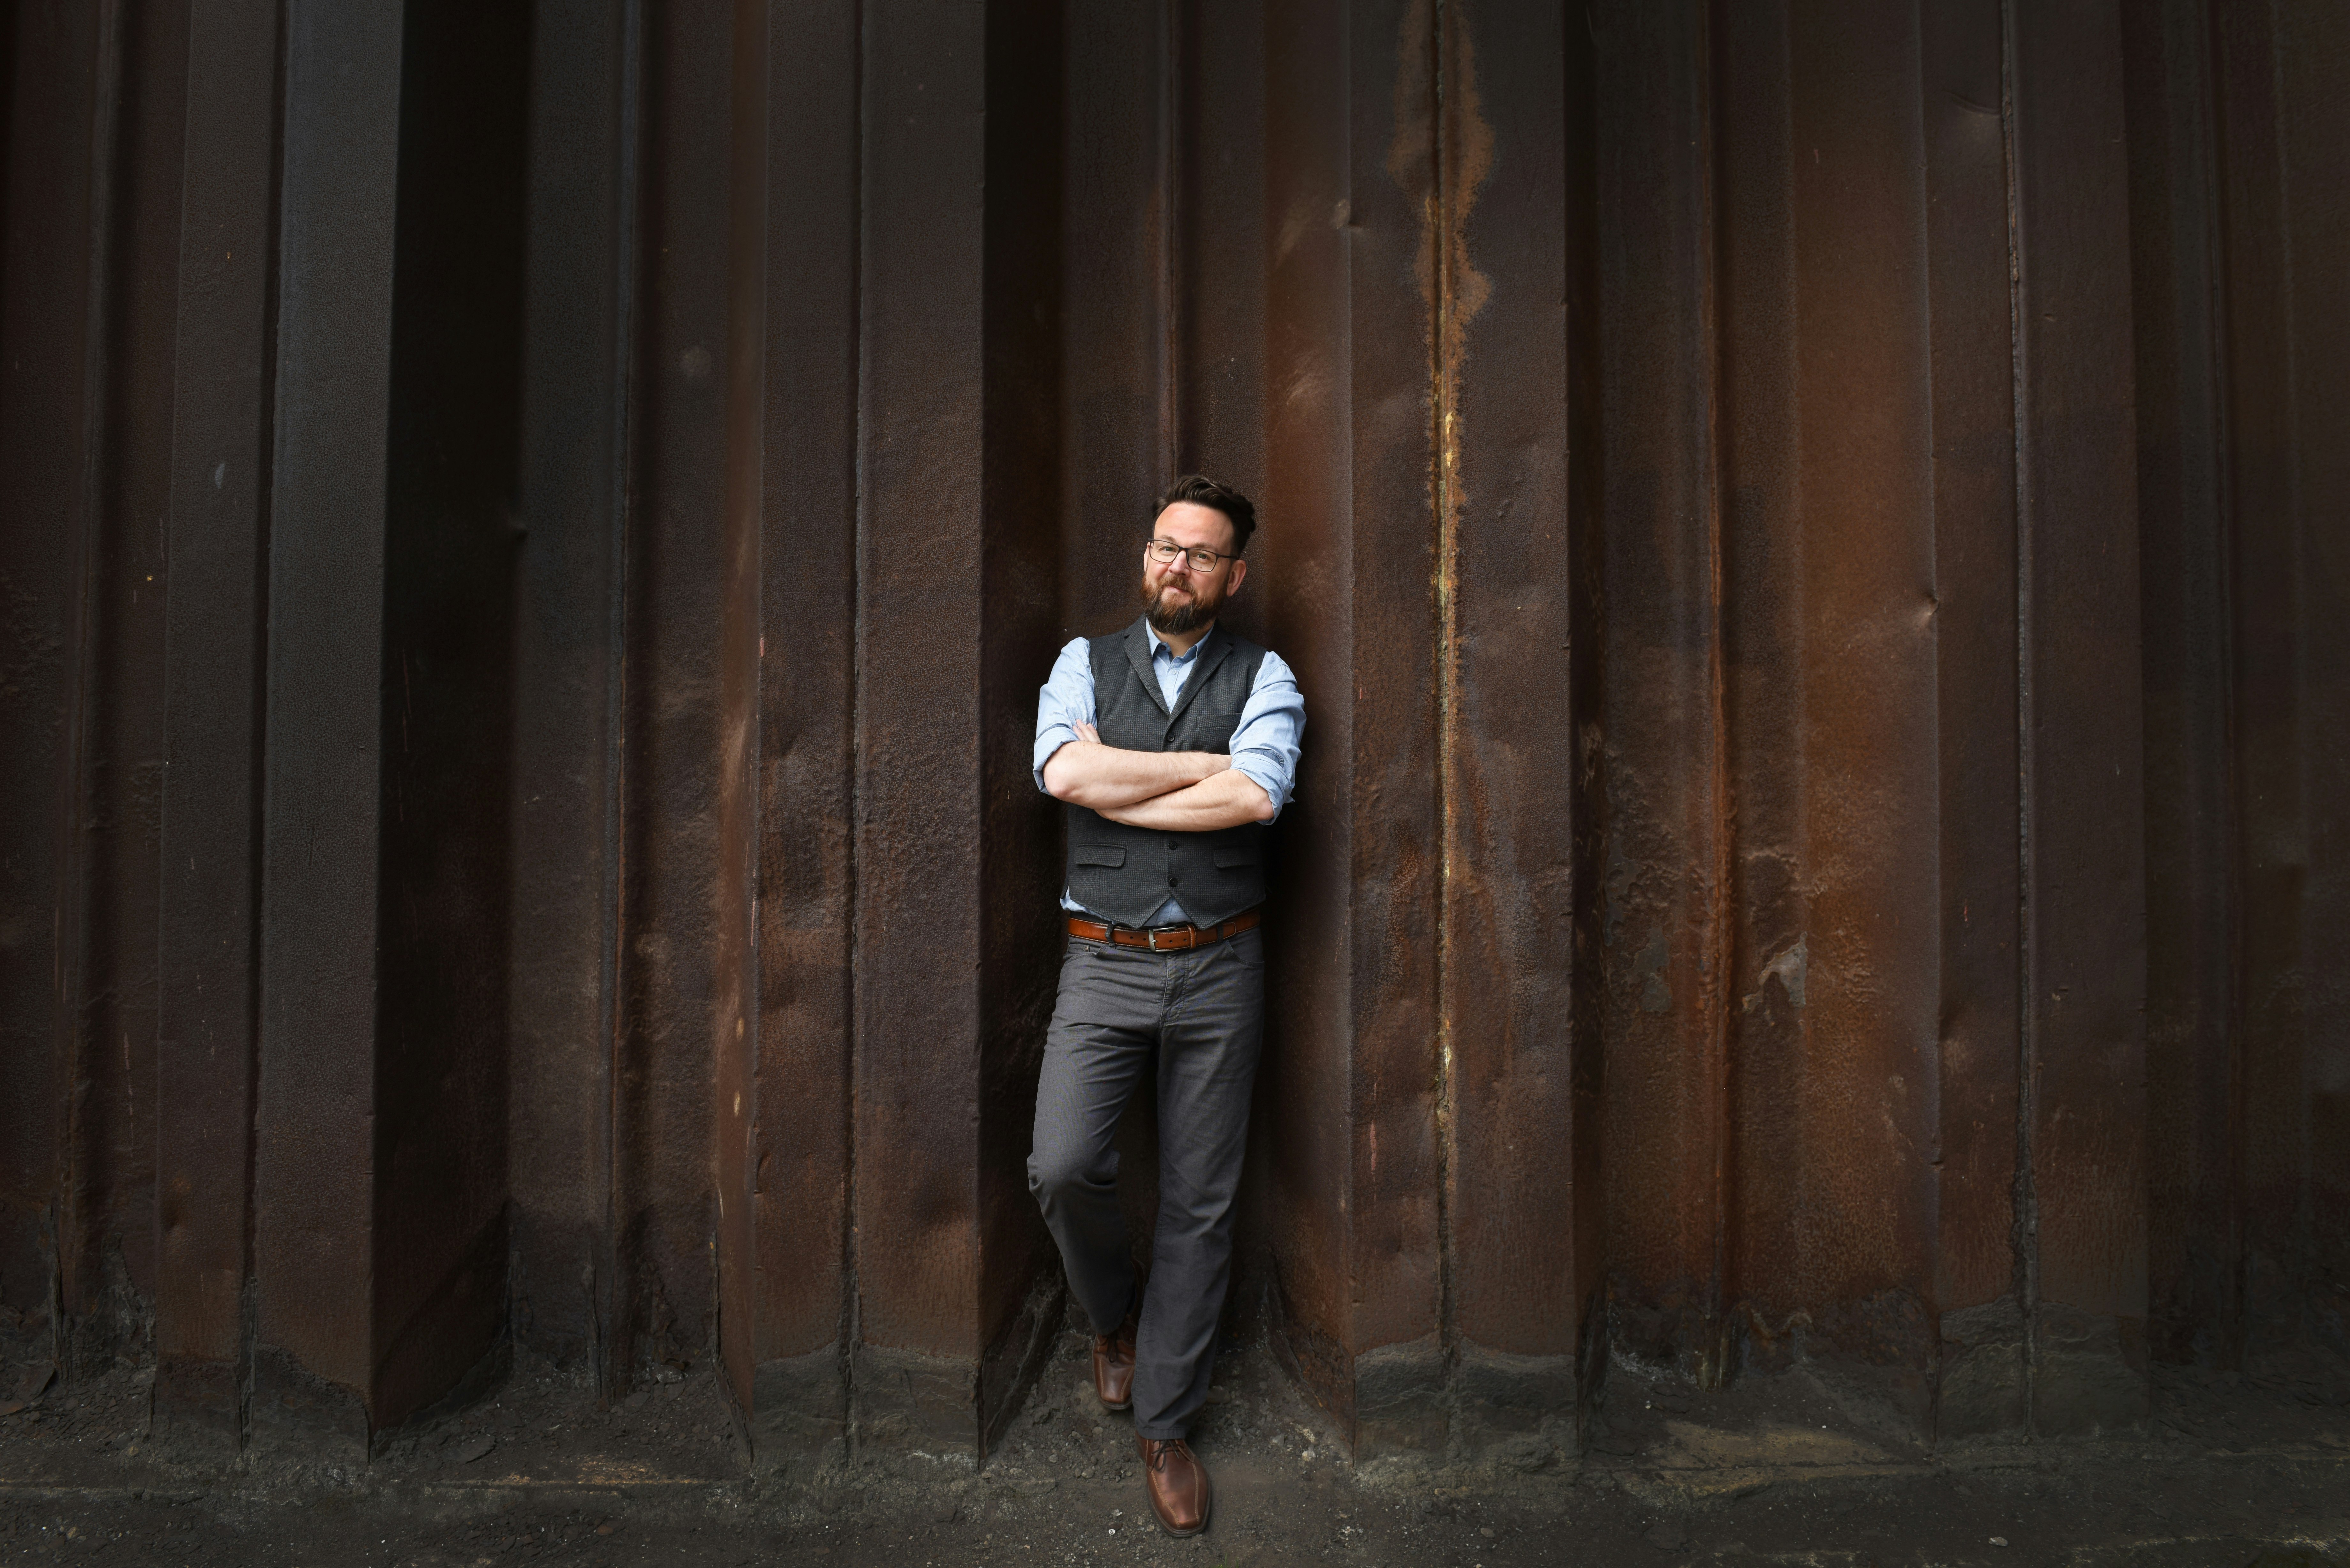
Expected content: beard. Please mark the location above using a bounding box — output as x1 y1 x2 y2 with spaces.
1141 569 1227 635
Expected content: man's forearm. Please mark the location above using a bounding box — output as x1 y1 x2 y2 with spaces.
1042 731 1225 809
1095 768 1274 832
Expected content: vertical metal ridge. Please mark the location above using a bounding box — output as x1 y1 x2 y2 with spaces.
241 0 295 1444
1998 0 2040 1434
1159 0 1182 481
841 0 866 1455
252 0 407 1417
54 0 129 1369
598 0 647 1408
155 0 296 1444
1696 0 1736 1390
2204 0 2248 1371
2262 0 2313 1271
1339 1 1358 1455
716 0 773 1427
1912 0 1944 1445
1429 0 1460 1439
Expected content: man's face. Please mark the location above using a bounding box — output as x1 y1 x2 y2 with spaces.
1140 501 1248 635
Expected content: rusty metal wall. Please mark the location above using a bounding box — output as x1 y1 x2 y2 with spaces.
0 0 2343 1468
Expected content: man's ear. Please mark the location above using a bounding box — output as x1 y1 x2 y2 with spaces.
1226 557 1248 597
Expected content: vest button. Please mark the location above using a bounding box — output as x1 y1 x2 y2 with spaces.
1169 876 1180 888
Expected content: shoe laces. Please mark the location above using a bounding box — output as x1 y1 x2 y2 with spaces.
1142 1438 1193 1472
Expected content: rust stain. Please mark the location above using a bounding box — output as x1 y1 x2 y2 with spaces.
1396 0 1497 1411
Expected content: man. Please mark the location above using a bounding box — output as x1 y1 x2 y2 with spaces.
1029 476 1304 1537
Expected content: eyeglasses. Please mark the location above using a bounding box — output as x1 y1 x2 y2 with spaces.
1147 538 1238 573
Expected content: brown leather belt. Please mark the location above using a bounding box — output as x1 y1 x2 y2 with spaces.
1065 908 1261 951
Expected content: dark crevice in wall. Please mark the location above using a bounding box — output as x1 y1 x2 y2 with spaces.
978 0 1069 1460
372 0 529 1428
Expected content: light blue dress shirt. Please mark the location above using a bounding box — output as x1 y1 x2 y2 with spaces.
1033 623 1306 926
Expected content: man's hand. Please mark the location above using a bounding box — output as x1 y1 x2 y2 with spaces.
1042 721 1231 811
1095 767 1275 832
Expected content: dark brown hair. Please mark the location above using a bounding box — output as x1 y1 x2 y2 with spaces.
1155 475 1257 555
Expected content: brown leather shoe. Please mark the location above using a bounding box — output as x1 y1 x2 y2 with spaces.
1091 1300 1138 1410
1139 1436 1211 1536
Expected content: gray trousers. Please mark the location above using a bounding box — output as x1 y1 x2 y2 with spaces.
1027 927 1265 1440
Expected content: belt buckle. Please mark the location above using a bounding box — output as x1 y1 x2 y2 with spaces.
1147 923 1192 952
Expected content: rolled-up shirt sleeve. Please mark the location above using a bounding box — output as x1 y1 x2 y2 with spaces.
1227 651 1306 820
1033 637 1096 792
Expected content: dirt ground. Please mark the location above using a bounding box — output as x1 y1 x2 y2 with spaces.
2 1325 2345 1568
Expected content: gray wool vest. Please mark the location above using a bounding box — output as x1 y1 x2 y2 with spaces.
1065 618 1270 929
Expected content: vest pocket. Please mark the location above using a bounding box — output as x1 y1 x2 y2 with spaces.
1211 848 1258 869
1073 845 1126 868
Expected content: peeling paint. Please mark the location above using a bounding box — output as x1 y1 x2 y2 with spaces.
1747 935 1807 1012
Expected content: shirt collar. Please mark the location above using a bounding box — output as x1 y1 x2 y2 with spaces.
1145 622 1207 662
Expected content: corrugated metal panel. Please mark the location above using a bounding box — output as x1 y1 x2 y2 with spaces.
0 0 2342 1468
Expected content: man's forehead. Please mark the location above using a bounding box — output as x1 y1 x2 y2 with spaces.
1153 501 1236 548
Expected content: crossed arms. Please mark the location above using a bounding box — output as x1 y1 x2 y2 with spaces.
1041 721 1276 831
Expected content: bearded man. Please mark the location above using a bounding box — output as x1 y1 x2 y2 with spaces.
1029 475 1305 1537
